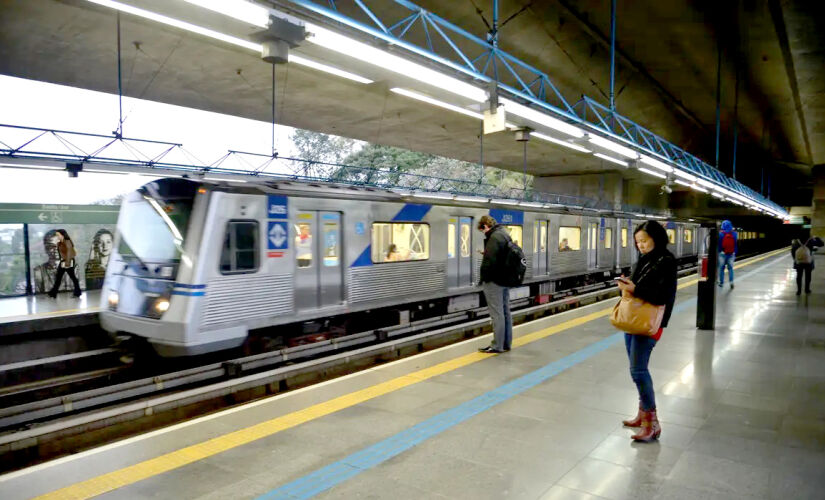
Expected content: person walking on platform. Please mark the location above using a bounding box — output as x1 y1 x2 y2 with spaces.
616 221 677 443
791 237 817 295
718 220 738 289
477 215 513 354
47 229 82 298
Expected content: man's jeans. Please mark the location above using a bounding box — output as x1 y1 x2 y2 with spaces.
719 253 735 285
482 281 512 351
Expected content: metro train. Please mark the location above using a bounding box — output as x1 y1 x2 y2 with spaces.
100 177 708 356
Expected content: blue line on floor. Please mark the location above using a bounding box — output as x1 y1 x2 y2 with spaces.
257 253 786 499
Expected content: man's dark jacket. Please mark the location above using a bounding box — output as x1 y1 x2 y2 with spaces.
631 248 677 328
480 224 510 285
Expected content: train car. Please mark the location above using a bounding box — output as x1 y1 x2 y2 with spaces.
100 178 703 356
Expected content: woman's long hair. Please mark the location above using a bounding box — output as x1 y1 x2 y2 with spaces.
633 221 669 253
55 229 72 242
88 229 113 262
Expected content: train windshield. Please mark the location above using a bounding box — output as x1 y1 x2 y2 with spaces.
117 181 195 264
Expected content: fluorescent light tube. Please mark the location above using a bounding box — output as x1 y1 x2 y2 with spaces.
674 179 693 187
672 169 697 182
390 88 482 120
85 0 262 51
519 201 545 208
307 23 486 102
594 153 628 167
639 155 673 173
691 184 709 193
532 132 592 153
181 0 269 27
454 196 484 203
500 98 584 138
711 192 725 199
638 167 667 179
412 192 453 200
695 178 716 190
588 135 638 158
490 199 520 206
291 55 373 83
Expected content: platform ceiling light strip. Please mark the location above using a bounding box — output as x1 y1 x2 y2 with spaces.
691 184 709 193
500 98 585 138
639 155 673 173
593 153 628 167
532 132 592 153
674 179 693 188
672 169 697 182
181 0 269 27
587 135 638 158
491 198 520 206
290 55 373 83
638 167 667 179
453 196 485 203
84 0 372 84
307 23 486 102
390 88 483 120
411 192 452 200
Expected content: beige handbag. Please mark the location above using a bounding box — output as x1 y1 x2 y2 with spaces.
610 292 665 335
610 255 665 335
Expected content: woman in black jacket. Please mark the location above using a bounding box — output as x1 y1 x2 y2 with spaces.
616 221 677 442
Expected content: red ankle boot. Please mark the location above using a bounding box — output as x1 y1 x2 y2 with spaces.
622 404 643 427
631 410 661 442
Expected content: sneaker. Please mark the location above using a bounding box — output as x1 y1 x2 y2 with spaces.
796 290 802 296
730 283 734 289
478 346 504 353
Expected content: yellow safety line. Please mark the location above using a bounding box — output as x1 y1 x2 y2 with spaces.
33 248 788 500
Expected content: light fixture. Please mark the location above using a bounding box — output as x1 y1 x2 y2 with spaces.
518 201 545 208
639 155 673 173
587 135 638 158
674 179 693 188
711 192 725 199
454 196 484 203
290 55 373 83
307 23 487 102
671 169 697 182
499 98 584 138
593 153 628 167
490 198 520 206
532 132 592 153
691 184 709 193
638 167 667 179
390 88 482 120
85 0 261 50
154 298 171 313
181 0 269 27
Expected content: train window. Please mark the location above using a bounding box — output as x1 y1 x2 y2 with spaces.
460 223 471 258
371 223 430 263
621 228 628 248
558 227 581 251
540 222 547 252
295 223 313 268
323 223 339 267
504 225 523 248
684 229 693 243
220 221 259 274
666 229 676 244
447 223 456 259
604 228 613 249
759 233 765 239
533 222 539 253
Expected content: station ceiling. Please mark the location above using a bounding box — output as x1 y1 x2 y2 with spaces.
1 0 821 208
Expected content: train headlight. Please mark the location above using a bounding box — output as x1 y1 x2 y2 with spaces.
154 298 170 313
107 291 119 309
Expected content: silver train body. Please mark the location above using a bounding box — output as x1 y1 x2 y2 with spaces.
100 178 704 356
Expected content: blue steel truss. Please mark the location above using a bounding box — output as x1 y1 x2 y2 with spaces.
0 123 662 216
287 0 784 214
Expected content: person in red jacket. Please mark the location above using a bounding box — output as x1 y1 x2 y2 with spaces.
718 220 738 289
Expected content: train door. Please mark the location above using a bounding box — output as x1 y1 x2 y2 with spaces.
587 222 598 269
532 219 548 276
294 211 343 309
447 216 473 288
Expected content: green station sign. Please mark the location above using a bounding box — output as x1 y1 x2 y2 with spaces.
0 203 120 224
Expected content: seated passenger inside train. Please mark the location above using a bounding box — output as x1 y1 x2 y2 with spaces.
559 238 572 252
385 244 402 262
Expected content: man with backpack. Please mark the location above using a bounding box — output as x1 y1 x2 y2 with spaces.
792 237 817 295
718 220 738 289
477 215 524 353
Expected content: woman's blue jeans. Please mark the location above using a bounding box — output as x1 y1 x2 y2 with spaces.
625 333 657 411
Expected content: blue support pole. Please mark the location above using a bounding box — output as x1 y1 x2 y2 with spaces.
609 0 616 112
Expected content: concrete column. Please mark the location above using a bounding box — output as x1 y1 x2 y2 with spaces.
812 165 825 238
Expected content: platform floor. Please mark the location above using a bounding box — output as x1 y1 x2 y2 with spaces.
0 290 100 325
2 250 823 500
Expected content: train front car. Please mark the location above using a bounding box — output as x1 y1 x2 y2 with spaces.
100 178 213 356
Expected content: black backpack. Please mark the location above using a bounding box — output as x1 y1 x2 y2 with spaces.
498 238 527 287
